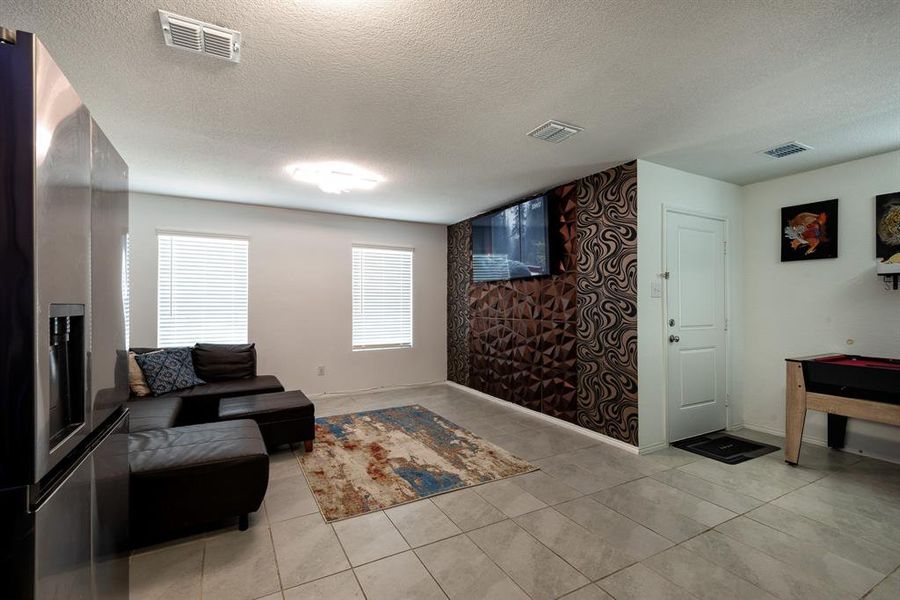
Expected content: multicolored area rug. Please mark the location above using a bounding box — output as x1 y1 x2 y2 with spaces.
299 405 536 521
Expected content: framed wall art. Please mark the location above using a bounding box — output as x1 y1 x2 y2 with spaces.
781 198 838 261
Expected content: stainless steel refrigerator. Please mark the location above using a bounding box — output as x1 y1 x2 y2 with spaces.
1 29 130 599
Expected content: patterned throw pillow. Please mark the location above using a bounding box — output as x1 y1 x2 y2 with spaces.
134 347 205 396
127 351 152 397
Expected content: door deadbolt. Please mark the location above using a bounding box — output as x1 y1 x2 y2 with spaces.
669 335 680 343
668 319 675 327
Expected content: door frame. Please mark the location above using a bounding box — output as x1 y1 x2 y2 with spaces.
661 205 732 443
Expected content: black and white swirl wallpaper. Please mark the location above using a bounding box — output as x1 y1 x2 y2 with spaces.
447 221 471 385
573 161 638 444
446 161 638 445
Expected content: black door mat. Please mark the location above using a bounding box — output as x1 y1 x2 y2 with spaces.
673 431 779 465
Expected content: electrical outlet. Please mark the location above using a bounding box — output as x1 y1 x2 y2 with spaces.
316 366 325 376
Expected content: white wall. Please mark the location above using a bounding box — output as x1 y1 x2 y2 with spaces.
637 160 745 451
741 151 900 461
129 193 447 395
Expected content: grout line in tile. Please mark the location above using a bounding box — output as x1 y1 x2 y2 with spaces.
266 521 285 593
345 545 411 569
410 549 452 600
134 385 900 600
425 492 532 592
566 582 604 599
351 567 370 600
648 470 762 515
331 519 355 568
651 481 889 600
515 504 648 584
483 516 606 591
710 512 893 598
644 539 775 600
382 506 415 549
751 474 900 563
461 527 531 596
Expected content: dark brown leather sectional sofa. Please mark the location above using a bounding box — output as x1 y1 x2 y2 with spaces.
126 344 284 545
129 420 269 544
128 344 284 427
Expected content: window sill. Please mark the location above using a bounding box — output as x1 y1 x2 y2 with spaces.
352 344 413 352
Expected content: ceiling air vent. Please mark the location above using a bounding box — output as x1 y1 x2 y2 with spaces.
760 141 812 159
527 120 583 143
158 10 241 63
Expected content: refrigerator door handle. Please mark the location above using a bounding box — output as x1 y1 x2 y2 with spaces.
30 431 93 512
31 406 127 512
86 349 92 419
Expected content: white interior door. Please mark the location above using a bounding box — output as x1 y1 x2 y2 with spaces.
665 210 727 442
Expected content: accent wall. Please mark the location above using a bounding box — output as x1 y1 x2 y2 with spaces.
448 162 639 445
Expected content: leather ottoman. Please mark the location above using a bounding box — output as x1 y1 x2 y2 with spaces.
218 390 316 452
128 420 268 545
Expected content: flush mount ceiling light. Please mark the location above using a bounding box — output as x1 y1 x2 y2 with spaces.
285 161 385 194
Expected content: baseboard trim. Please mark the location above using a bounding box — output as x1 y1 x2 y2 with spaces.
637 441 669 455
639 420 747 454
444 381 640 455
738 421 828 448
308 380 445 399
739 421 900 465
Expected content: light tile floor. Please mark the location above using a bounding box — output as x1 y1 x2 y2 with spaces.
130 384 900 600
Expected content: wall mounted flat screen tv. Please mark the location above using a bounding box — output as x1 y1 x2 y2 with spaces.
472 195 550 282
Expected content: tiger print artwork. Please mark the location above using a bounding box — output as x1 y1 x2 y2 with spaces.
446 161 638 445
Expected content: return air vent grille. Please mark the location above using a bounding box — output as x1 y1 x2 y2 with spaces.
202 28 233 59
527 120 583 143
760 141 812 159
167 18 201 51
159 10 241 62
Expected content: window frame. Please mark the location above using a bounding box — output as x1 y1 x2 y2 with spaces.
156 230 250 348
351 243 414 352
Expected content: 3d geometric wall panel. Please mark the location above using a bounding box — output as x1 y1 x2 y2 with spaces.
446 161 638 445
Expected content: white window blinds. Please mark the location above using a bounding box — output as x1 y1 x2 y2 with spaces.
157 233 249 347
123 233 130 349
352 246 413 350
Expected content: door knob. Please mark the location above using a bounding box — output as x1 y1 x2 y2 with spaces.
669 335 680 343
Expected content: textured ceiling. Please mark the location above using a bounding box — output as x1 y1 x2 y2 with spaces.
3 0 899 224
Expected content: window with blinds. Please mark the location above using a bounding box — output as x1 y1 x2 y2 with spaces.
157 233 249 347
123 233 130 349
352 246 413 350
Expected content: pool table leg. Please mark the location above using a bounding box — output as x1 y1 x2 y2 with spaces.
827 414 848 449
785 362 807 465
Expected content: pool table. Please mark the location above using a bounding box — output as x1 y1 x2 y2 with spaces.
785 354 900 465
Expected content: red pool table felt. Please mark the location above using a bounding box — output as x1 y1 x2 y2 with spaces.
814 354 900 370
